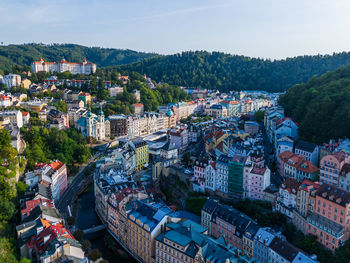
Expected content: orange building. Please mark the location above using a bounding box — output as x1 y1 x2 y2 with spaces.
307 183 350 250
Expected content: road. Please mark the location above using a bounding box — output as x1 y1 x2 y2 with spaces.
261 124 283 187
57 152 101 217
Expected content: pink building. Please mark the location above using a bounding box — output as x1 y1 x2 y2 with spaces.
307 183 350 250
132 103 144 114
244 164 271 200
192 159 207 193
320 151 349 186
48 160 68 201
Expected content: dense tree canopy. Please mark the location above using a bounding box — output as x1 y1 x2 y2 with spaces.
118 51 350 92
0 43 158 72
21 126 91 172
279 65 350 144
0 129 30 262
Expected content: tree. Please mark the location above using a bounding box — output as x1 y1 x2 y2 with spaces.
54 100 67 113
66 216 75 226
88 248 101 261
254 110 265 123
181 152 191 167
81 239 91 252
73 229 84 241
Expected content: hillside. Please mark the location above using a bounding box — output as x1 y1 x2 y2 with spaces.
0 43 158 72
279 65 350 144
118 51 350 92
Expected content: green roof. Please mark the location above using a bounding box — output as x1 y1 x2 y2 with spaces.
182 220 207 233
164 230 192 247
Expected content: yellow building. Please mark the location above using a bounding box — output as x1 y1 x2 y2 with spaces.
127 202 171 263
132 139 149 171
21 78 32 89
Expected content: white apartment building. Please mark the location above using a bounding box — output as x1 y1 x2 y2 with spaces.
31 58 96 75
0 110 23 128
4 74 21 88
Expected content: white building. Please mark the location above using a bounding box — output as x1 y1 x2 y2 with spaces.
0 110 23 128
205 160 217 192
76 108 105 141
4 74 21 88
294 140 319 166
215 155 230 195
31 58 96 75
108 86 123 97
0 94 12 107
274 178 299 218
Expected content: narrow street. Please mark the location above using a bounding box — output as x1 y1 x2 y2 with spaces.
261 124 283 187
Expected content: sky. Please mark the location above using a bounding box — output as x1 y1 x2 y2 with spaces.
1 0 349 59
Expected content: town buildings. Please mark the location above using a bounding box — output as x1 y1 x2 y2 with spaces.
278 151 319 181
132 103 144 114
131 139 149 171
293 180 320 233
0 110 23 128
307 183 350 250
31 58 96 74
205 104 228 118
295 140 319 166
127 202 173 263
94 165 136 223
76 108 106 141
274 178 299 218
319 151 349 186
108 115 128 138
0 94 11 107
47 109 69 130
4 74 21 88
244 161 271 200
192 159 207 193
155 219 252 263
24 160 68 202
168 127 188 153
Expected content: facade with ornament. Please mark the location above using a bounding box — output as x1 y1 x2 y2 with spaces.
31 58 96 75
76 108 106 141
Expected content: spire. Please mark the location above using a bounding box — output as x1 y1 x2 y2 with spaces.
99 105 104 116
87 107 92 118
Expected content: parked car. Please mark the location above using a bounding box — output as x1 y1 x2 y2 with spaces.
184 169 192 175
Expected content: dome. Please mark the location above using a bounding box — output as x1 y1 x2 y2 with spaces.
166 109 174 116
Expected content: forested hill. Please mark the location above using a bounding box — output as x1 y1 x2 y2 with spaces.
0 43 158 72
117 51 350 92
279 64 350 144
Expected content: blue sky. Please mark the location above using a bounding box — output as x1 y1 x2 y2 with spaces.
1 0 349 59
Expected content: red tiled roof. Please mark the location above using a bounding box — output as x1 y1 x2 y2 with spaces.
133 103 144 107
221 100 239 104
49 160 64 171
333 151 347 163
278 150 294 161
0 95 11 101
281 178 299 194
299 179 320 192
251 165 267 175
21 198 54 217
316 183 350 207
27 224 75 254
22 111 29 116
216 141 223 152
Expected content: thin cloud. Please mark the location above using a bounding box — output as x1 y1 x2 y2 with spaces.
127 3 233 22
